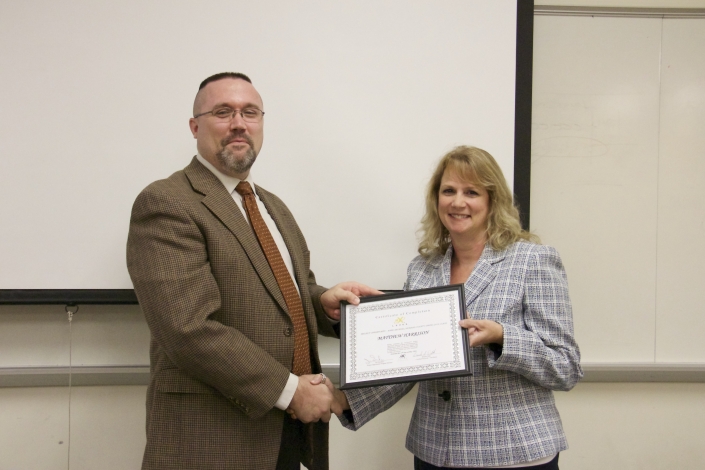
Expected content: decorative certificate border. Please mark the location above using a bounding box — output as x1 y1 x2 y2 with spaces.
340 284 471 389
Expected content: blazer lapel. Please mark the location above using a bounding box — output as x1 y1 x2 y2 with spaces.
438 246 453 287
183 158 289 316
463 245 505 306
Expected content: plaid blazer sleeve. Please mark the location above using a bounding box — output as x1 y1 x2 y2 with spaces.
486 244 582 391
338 382 416 430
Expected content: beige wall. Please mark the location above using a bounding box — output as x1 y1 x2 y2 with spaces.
331 383 705 470
3 382 704 470
556 383 705 469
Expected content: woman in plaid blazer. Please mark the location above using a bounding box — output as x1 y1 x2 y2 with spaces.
333 146 583 469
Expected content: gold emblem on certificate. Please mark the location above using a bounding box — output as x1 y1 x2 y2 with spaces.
340 284 471 389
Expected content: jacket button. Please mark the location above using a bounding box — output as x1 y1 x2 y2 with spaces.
284 327 292 336
438 391 451 401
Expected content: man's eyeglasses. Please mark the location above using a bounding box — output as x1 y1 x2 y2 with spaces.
194 107 265 123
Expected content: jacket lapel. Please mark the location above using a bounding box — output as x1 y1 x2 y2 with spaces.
463 245 504 306
438 244 505 306
183 158 289 316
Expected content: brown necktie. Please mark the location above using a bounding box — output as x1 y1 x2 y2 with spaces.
235 181 312 376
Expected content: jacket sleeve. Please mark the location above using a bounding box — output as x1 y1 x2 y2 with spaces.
127 184 291 419
306 263 337 339
487 245 583 391
338 382 416 430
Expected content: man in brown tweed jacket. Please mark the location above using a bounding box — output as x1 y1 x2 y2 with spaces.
127 72 379 470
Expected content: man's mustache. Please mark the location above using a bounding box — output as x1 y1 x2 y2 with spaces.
222 132 254 148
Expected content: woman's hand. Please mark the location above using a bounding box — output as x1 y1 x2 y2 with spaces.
459 319 504 347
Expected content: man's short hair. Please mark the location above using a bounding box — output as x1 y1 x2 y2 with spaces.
198 72 252 91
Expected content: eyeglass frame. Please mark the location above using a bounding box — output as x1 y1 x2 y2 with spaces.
193 106 265 123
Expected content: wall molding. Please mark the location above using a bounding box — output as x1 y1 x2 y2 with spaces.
0 365 149 387
3 363 705 388
535 5 705 17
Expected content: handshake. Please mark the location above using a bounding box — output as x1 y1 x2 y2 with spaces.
286 373 350 423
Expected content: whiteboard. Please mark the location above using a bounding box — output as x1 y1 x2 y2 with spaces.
0 0 523 292
531 14 705 362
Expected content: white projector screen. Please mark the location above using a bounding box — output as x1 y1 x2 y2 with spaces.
0 0 530 299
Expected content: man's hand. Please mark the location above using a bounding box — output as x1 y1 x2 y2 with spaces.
308 373 350 416
321 282 384 320
287 374 333 423
459 319 504 347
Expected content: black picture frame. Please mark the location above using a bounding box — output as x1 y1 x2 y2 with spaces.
340 284 471 390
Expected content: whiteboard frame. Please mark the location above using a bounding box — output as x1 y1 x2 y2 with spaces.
0 1 535 305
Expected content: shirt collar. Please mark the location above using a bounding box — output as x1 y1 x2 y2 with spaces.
195 153 257 197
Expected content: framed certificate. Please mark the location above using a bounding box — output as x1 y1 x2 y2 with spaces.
340 284 471 389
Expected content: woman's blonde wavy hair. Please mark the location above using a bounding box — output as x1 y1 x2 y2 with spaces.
417 146 539 258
